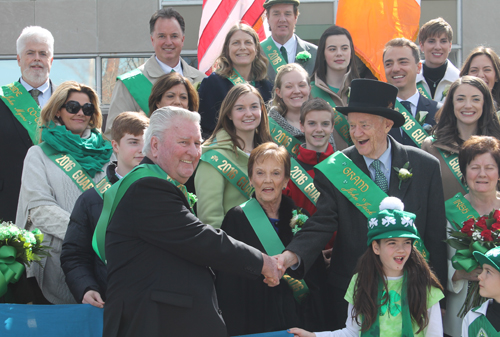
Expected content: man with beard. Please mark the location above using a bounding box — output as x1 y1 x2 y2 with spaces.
0 26 55 223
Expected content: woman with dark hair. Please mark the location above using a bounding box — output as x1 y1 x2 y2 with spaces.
422 76 500 200
216 142 326 336
198 22 272 139
16 81 112 304
148 72 199 113
195 83 273 229
460 46 500 109
310 25 359 150
443 136 500 337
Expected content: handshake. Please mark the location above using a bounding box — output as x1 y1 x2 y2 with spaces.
260 251 299 287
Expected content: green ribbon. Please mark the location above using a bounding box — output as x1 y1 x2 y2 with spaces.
269 116 302 158
394 100 429 148
310 82 353 146
0 82 41 144
261 38 288 75
227 68 255 87
117 68 153 115
289 157 319 205
0 246 25 297
452 242 489 273
94 175 112 199
432 137 468 192
240 198 309 303
445 193 479 231
417 82 431 100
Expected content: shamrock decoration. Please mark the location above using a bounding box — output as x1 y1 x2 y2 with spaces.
380 290 402 316
290 209 309 235
393 162 413 189
295 51 311 63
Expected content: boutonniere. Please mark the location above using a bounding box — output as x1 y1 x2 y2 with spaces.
290 209 309 235
392 162 413 189
187 192 198 208
441 85 451 101
295 51 311 64
415 111 428 125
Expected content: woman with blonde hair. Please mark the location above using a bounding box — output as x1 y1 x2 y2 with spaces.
16 81 112 304
198 22 272 139
195 83 273 229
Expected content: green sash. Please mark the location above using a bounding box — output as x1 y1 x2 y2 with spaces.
94 175 112 199
445 193 479 231
261 38 288 74
290 157 319 205
0 82 41 144
394 100 429 148
269 116 302 157
39 142 96 193
117 68 153 115
200 149 254 199
92 163 192 263
227 68 255 87
417 82 431 100
315 151 430 258
468 309 500 337
431 137 468 192
310 82 353 146
240 198 309 303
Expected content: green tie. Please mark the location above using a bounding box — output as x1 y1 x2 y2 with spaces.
280 46 288 63
170 69 175 73
370 159 389 193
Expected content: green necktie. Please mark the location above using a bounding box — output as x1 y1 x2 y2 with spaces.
30 89 41 106
170 69 175 73
370 159 389 193
280 46 288 63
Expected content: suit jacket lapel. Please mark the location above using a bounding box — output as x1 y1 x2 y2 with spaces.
388 136 411 199
295 35 306 53
347 147 370 177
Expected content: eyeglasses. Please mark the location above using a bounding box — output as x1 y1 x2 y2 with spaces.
62 101 95 116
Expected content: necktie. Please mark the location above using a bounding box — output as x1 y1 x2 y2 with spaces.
370 159 389 193
280 46 288 63
30 89 41 106
170 69 175 73
400 101 412 115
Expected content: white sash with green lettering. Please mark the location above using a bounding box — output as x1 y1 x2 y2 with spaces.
0 82 41 144
289 157 320 205
316 151 430 259
261 38 288 74
394 100 429 147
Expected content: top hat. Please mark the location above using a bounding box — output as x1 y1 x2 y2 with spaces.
473 247 500 273
336 79 405 128
263 0 300 9
366 197 420 246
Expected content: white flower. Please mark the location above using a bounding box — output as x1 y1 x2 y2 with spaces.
382 216 396 227
472 231 483 241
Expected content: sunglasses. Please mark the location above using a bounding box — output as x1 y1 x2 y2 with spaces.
62 101 95 116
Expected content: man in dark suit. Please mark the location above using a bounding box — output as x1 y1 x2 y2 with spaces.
276 79 447 329
262 0 317 82
102 107 280 337
0 26 54 222
385 38 440 147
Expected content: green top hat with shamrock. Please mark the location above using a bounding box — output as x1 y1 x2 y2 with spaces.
473 247 500 273
366 197 420 246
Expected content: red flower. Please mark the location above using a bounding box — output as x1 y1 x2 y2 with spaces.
481 229 493 241
461 222 474 236
494 210 500 221
476 217 488 230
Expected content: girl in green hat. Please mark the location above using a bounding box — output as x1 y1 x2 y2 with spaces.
288 197 444 337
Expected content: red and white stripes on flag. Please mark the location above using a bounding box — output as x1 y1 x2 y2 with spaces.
198 0 268 75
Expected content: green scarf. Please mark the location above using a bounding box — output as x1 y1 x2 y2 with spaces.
363 272 413 337
41 122 112 177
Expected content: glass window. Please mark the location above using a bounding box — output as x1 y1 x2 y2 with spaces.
101 57 147 104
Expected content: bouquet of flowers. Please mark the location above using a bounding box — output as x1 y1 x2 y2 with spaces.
446 210 500 317
0 221 51 297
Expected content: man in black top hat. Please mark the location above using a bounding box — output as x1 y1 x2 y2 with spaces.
275 79 447 329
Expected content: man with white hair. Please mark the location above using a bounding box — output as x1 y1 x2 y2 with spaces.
0 26 54 222
94 107 280 336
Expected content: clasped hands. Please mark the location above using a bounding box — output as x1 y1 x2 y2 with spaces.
261 250 299 287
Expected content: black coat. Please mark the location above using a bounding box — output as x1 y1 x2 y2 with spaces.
60 163 118 303
216 195 327 336
103 157 264 337
198 73 273 138
0 80 55 222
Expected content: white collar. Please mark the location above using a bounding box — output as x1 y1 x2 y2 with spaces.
20 77 50 94
155 56 183 76
272 34 296 51
397 90 419 108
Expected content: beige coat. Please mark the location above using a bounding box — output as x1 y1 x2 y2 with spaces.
421 137 466 201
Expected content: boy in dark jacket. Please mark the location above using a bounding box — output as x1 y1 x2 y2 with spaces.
60 111 149 307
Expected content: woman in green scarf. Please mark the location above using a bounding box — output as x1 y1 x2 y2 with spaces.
16 81 112 304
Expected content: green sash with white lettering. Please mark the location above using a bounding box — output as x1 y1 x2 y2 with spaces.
117 68 153 115
39 142 97 193
417 82 431 100
240 198 309 303
316 151 430 259
200 150 254 199
269 116 302 157
445 192 480 231
94 176 112 199
431 137 468 192
394 100 429 148
290 157 320 205
310 82 353 146
261 38 288 74
92 163 193 263
0 82 41 144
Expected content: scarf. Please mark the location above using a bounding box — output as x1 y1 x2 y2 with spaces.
41 122 112 177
